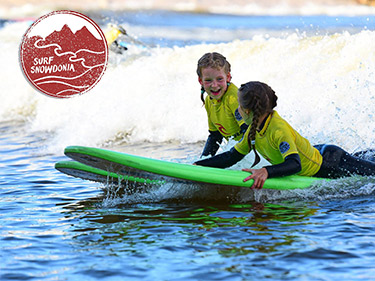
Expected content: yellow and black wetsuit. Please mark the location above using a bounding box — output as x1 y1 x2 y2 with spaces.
196 110 375 179
201 83 248 157
234 111 322 176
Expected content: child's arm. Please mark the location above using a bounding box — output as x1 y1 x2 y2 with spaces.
201 131 223 157
264 154 301 178
196 147 245 168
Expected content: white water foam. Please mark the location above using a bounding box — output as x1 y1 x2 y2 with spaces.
2 21 375 155
97 173 375 204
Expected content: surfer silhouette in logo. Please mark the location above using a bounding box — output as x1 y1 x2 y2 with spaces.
195 81 375 189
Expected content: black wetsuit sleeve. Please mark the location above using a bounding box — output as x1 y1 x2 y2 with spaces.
196 147 245 168
201 130 223 157
264 153 301 178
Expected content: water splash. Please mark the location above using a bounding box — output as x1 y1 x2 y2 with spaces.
2 21 375 154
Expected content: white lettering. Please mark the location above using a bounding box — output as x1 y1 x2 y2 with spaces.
33 56 54 65
30 64 75 74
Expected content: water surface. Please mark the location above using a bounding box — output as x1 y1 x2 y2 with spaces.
1 7 375 281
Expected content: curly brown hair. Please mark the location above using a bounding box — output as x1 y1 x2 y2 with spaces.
238 81 278 167
197 52 231 104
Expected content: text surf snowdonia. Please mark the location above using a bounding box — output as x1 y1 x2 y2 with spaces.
30 56 75 74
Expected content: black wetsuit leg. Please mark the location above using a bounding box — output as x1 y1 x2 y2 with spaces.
352 149 375 162
314 144 375 178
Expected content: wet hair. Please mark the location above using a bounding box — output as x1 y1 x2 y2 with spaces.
197 52 231 104
238 81 278 167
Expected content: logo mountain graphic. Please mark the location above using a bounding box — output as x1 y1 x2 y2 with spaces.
40 24 104 53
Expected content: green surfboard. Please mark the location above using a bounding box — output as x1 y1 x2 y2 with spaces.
55 160 165 186
55 145 328 190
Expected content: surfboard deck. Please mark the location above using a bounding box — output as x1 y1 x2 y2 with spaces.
56 145 329 190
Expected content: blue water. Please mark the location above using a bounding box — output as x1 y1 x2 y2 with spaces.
91 10 375 47
99 10 375 30
1 7 375 281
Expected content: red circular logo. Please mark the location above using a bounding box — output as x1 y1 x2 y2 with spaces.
19 10 108 98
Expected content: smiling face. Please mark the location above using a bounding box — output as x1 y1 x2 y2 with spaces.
199 66 231 101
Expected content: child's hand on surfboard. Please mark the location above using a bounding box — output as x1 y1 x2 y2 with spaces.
242 167 269 189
